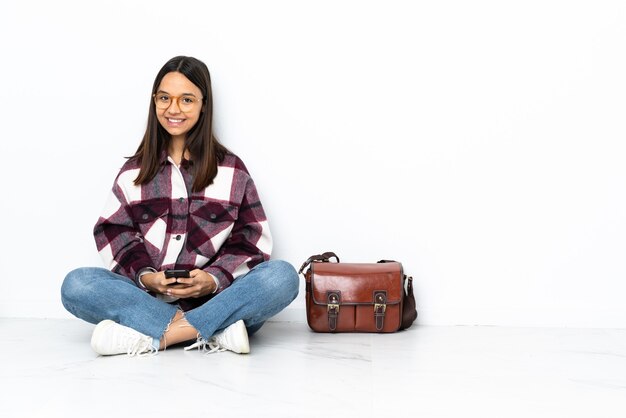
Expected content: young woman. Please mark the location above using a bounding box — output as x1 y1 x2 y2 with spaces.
61 56 299 356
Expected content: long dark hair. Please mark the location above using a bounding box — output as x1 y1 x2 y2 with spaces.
131 56 228 192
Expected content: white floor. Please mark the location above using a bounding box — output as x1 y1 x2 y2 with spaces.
1 319 626 418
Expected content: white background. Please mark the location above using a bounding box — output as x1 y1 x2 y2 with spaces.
1 0 625 327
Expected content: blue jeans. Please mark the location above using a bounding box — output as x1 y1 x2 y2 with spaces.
61 260 299 339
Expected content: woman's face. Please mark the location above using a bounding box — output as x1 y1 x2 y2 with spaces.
154 71 203 141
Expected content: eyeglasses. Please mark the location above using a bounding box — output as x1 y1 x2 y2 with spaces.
153 93 203 112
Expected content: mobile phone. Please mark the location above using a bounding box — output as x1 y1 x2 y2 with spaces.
164 269 190 278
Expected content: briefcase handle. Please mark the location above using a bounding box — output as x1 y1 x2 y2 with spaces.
298 251 340 274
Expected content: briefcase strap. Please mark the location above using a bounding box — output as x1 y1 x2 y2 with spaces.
374 291 387 331
298 251 340 274
326 291 341 332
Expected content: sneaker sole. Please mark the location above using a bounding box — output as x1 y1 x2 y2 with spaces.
91 319 116 355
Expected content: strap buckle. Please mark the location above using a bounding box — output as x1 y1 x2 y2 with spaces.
327 303 340 313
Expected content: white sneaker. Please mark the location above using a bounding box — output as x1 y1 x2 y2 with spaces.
91 320 157 356
184 320 250 354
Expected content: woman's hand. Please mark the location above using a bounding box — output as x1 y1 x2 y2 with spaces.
139 271 177 294
161 269 217 299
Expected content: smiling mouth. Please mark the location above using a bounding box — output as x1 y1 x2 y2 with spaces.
167 118 185 123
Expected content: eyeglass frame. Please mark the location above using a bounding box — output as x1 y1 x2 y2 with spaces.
152 92 204 112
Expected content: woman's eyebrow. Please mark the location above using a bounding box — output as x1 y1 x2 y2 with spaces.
155 89 198 97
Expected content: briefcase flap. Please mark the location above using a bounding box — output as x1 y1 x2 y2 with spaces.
310 262 403 305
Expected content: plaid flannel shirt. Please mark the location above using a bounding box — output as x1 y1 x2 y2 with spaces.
93 151 272 310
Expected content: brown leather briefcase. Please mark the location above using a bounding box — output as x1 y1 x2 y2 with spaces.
299 252 417 333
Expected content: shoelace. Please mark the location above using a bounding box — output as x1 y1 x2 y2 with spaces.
127 336 158 357
184 337 225 354
206 341 227 354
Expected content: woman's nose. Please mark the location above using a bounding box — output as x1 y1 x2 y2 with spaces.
167 97 182 114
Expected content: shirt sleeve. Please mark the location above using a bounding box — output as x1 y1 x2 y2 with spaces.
93 179 155 283
203 177 272 293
